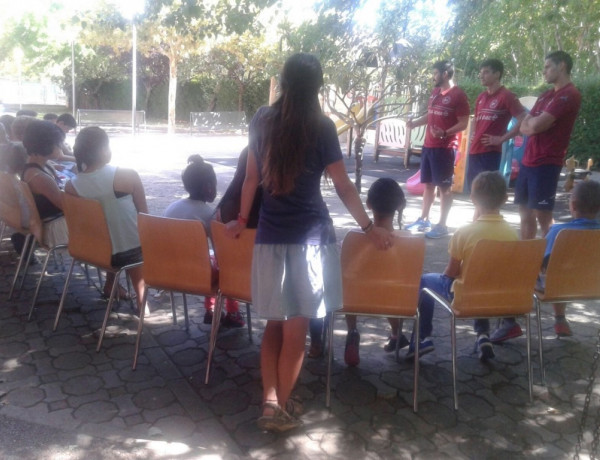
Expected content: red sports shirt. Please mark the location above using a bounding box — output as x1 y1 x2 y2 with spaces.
470 86 526 155
424 86 470 149
522 82 581 167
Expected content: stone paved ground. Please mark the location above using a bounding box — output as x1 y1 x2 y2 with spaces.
1 132 599 459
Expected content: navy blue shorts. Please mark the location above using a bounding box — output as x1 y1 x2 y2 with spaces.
514 164 562 211
467 151 501 189
420 147 455 188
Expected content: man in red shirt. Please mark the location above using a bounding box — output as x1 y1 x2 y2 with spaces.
515 51 581 240
406 60 470 238
468 59 526 190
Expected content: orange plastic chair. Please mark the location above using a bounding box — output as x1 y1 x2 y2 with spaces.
534 229 600 384
0 172 67 309
422 238 545 410
133 213 216 370
205 221 256 383
326 231 425 412
53 194 142 352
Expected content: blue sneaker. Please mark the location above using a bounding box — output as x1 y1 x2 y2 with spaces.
405 217 431 233
405 337 435 360
425 224 449 239
477 334 495 362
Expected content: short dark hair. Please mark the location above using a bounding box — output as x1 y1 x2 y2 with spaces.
16 109 37 117
480 58 504 79
182 154 216 202
57 113 77 128
572 180 600 216
367 178 406 217
432 60 454 79
22 120 65 157
0 115 15 138
73 126 109 171
12 116 36 142
546 51 573 75
471 171 507 210
43 113 58 122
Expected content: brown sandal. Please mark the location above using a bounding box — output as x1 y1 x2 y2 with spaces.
285 396 304 416
257 402 302 432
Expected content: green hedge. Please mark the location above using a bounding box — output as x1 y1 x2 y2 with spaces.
458 78 600 167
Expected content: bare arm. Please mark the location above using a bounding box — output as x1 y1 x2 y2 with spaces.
443 257 461 279
25 169 64 211
431 115 470 139
481 111 527 147
226 149 259 237
326 159 392 250
520 111 556 136
114 168 148 213
406 114 428 129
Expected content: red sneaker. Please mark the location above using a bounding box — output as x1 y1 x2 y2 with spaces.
554 318 573 337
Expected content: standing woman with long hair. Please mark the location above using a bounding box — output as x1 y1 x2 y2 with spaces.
227 53 392 432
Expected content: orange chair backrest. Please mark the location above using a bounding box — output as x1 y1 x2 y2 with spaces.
543 229 600 300
0 172 43 244
138 213 213 295
341 230 425 316
63 193 113 269
452 238 545 317
210 221 256 302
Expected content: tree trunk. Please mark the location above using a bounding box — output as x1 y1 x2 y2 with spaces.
354 132 366 193
168 57 178 134
237 81 245 111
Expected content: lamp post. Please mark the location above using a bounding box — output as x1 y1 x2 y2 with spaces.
121 0 145 135
71 40 76 118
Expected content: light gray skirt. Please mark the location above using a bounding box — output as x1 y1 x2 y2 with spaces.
251 243 342 320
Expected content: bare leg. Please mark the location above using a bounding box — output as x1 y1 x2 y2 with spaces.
535 209 554 237
261 320 283 412
346 314 357 331
277 317 309 408
127 265 145 312
438 185 453 227
519 206 537 240
387 317 401 336
552 303 566 316
421 183 436 220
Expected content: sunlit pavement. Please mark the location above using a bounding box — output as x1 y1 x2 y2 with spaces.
0 131 598 459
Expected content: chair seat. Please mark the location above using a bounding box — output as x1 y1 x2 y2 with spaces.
339 304 417 317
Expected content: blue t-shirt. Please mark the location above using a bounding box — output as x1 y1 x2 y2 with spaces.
249 106 343 245
544 218 600 261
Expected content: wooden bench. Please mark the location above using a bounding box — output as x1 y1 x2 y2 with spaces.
77 109 146 132
374 119 425 168
189 111 247 133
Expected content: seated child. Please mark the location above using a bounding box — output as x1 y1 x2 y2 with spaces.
342 177 410 366
164 154 245 328
492 179 600 340
408 171 517 361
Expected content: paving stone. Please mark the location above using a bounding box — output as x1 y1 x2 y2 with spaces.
141 404 186 424
334 377 377 406
123 413 145 426
150 414 196 439
48 399 70 412
5 386 45 407
132 386 176 410
0 362 36 382
52 352 92 370
0 342 28 359
208 388 251 416
0 321 24 339
73 400 119 423
170 347 206 367
67 390 110 409
46 333 81 350
62 374 104 396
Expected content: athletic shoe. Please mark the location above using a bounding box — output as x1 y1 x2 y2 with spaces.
425 224 449 239
344 329 360 367
477 334 495 362
405 217 432 233
405 337 435 360
554 317 573 337
203 310 214 325
222 311 245 328
490 321 523 343
383 334 410 352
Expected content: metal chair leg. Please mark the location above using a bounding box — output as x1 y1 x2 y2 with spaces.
28 249 51 321
182 293 189 331
245 303 253 343
526 314 533 402
54 258 76 331
132 286 149 370
97 269 121 352
16 239 36 295
413 313 420 413
451 315 458 410
535 298 546 385
170 291 177 325
9 234 32 300
205 292 224 384
326 311 335 408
